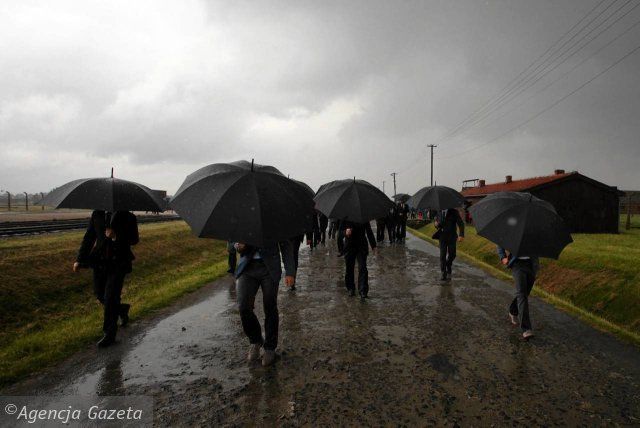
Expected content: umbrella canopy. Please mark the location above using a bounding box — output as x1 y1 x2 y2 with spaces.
408 185 465 210
314 178 394 223
393 193 411 203
41 177 166 212
170 160 315 246
469 192 573 259
291 178 315 199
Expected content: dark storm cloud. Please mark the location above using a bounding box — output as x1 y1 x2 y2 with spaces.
1 0 638 194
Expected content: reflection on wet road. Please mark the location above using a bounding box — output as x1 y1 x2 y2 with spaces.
7 234 640 425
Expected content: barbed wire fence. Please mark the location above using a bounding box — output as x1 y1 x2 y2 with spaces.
0 190 49 212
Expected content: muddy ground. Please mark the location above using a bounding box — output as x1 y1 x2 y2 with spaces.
4 233 639 426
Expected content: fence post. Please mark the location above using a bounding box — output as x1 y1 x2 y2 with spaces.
40 192 45 210
7 192 10 211
626 193 632 230
24 192 28 211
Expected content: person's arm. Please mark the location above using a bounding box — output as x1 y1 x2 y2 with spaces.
365 223 377 251
456 211 465 238
497 246 509 265
279 240 296 286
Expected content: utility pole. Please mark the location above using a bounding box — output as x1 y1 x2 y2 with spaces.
40 192 45 211
427 144 437 186
626 193 632 231
390 172 397 198
6 192 10 211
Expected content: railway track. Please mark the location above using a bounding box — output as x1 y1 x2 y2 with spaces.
0 215 181 237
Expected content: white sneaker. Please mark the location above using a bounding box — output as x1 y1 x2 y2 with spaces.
262 350 277 367
522 330 534 340
247 343 261 362
509 313 518 326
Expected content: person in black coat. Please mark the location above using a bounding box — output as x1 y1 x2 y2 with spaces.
434 208 464 281
74 210 138 347
396 202 409 241
339 220 377 298
318 213 329 245
375 217 386 242
386 206 397 243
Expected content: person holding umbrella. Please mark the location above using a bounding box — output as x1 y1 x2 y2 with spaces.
318 212 329 245
74 210 139 347
434 208 465 281
43 172 163 347
171 160 314 365
340 220 377 298
469 192 573 340
498 247 539 340
314 178 392 298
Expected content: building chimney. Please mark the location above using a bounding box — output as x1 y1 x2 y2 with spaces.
505 175 512 183
478 180 485 187
554 169 565 175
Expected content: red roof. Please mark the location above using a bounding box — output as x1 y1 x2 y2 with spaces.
462 172 576 197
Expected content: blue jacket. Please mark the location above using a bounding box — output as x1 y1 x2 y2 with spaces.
234 241 296 283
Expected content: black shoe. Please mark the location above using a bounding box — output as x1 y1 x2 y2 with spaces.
227 268 235 274
348 289 356 297
119 304 130 327
97 335 116 348
359 293 368 299
440 272 447 281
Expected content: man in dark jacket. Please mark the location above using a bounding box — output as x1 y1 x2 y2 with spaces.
375 217 386 243
339 220 377 298
434 208 464 281
318 213 329 245
74 210 138 347
234 241 296 366
498 247 539 340
396 202 409 241
386 206 397 243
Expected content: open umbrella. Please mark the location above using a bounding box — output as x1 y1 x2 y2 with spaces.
314 178 394 223
469 192 572 259
408 185 465 210
41 173 166 212
170 160 315 246
393 193 411 203
290 178 315 199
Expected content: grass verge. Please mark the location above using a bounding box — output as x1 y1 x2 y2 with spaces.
0 221 228 387
409 221 640 347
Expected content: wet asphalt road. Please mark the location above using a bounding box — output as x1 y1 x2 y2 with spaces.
4 233 640 426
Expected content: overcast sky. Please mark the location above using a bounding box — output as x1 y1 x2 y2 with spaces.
1 0 639 195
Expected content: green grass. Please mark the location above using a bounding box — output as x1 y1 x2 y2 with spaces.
0 222 228 387
410 218 640 345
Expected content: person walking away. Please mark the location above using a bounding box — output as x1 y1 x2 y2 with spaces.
396 202 409 241
375 217 386 243
234 241 296 366
386 206 397 243
340 220 377 298
74 210 138 347
434 208 464 281
318 213 329 245
498 247 539 340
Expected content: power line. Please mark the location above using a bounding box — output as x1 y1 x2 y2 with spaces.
431 0 614 145
440 40 640 159
439 0 640 146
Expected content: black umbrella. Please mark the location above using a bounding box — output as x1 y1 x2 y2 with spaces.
393 193 411 203
41 175 166 212
408 185 465 210
314 178 394 223
290 178 315 199
469 192 573 259
170 160 315 246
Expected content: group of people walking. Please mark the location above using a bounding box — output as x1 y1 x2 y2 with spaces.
74 204 537 366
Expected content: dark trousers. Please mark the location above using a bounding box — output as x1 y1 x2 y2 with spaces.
236 260 280 350
396 221 406 240
329 222 338 239
93 266 127 338
320 228 327 244
337 234 345 254
509 260 536 331
439 238 457 273
386 222 395 242
376 221 385 242
344 250 369 295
